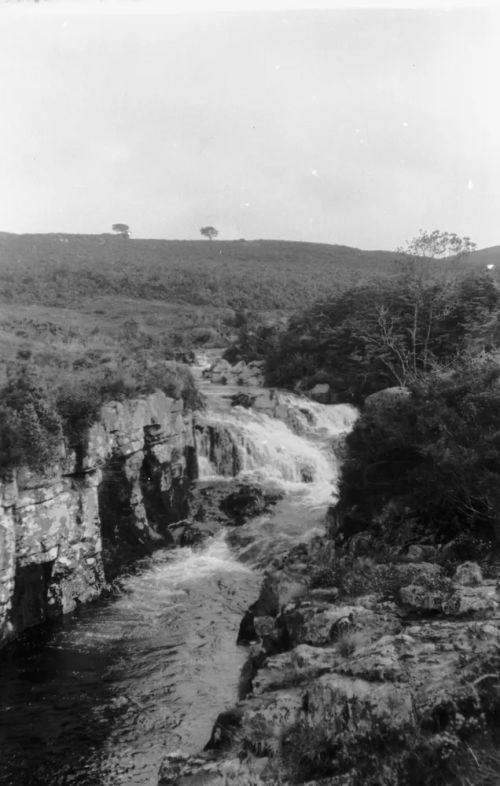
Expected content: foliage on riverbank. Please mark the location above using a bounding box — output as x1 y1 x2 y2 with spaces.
263 269 500 404
335 356 500 547
0 358 199 472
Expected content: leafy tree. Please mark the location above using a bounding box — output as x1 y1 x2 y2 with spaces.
264 272 499 403
200 226 218 241
112 223 130 239
398 229 476 260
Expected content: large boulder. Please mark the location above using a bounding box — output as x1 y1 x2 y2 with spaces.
203 357 232 384
219 484 282 526
454 561 483 586
364 386 410 413
309 383 331 404
188 480 282 527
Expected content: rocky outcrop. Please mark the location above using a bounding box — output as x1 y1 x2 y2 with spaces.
160 544 500 786
309 383 331 404
202 358 265 387
0 391 196 647
194 422 242 476
179 480 282 539
363 385 410 412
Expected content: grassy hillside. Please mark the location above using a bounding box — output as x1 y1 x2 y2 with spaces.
0 233 403 309
0 231 492 382
466 245 500 268
0 231 495 472
0 232 403 377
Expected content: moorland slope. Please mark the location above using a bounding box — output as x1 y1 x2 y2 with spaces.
1 231 490 379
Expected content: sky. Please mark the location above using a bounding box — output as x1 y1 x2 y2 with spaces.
0 1 499 250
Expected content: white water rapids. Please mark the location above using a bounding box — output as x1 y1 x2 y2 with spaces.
0 376 357 786
196 393 357 506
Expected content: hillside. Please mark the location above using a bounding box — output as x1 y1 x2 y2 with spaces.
0 233 402 377
0 232 492 383
0 233 403 309
467 244 500 268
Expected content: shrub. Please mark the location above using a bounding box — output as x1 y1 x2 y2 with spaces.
0 363 62 472
336 355 500 545
0 405 23 471
336 629 367 657
264 271 500 404
0 358 201 470
56 361 201 443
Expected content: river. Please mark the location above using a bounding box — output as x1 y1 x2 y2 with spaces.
0 372 357 786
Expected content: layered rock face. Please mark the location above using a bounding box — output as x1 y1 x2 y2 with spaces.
0 391 196 647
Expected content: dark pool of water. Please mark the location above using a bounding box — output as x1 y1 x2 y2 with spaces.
0 537 260 786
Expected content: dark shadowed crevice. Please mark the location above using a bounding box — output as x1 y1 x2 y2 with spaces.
10 561 56 634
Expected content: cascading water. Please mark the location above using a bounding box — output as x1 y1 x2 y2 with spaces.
195 391 357 506
0 377 357 786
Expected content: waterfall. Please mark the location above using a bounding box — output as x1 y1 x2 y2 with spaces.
270 391 358 439
0 379 358 786
195 393 358 507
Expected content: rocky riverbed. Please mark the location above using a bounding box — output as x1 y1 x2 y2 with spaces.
159 537 500 786
0 364 358 785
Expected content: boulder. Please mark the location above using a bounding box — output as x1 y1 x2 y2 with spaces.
281 602 366 647
168 519 214 547
390 561 443 586
204 707 245 751
364 386 410 412
399 582 452 613
309 383 330 404
202 357 265 387
454 561 483 586
400 579 498 617
337 634 405 682
306 671 414 731
442 584 498 616
219 484 282 526
230 392 256 408
188 480 282 527
252 644 339 695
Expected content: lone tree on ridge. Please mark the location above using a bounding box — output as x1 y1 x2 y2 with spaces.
398 229 476 260
112 223 130 239
200 226 219 241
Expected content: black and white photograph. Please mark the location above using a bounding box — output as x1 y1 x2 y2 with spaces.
0 0 499 783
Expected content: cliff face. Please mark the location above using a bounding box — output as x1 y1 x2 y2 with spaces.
0 391 196 647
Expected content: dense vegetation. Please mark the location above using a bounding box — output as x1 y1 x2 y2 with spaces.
336 358 500 546
223 234 500 552
0 358 199 473
0 231 407 474
0 232 409 390
262 269 500 404
0 233 403 311
1 231 498 482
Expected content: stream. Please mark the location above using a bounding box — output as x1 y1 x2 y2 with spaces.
0 371 357 786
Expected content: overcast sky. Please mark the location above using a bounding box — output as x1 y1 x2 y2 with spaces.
0 2 498 250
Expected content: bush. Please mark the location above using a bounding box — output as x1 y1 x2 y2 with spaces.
56 361 201 443
0 358 201 471
336 356 500 545
264 271 500 404
0 363 62 471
